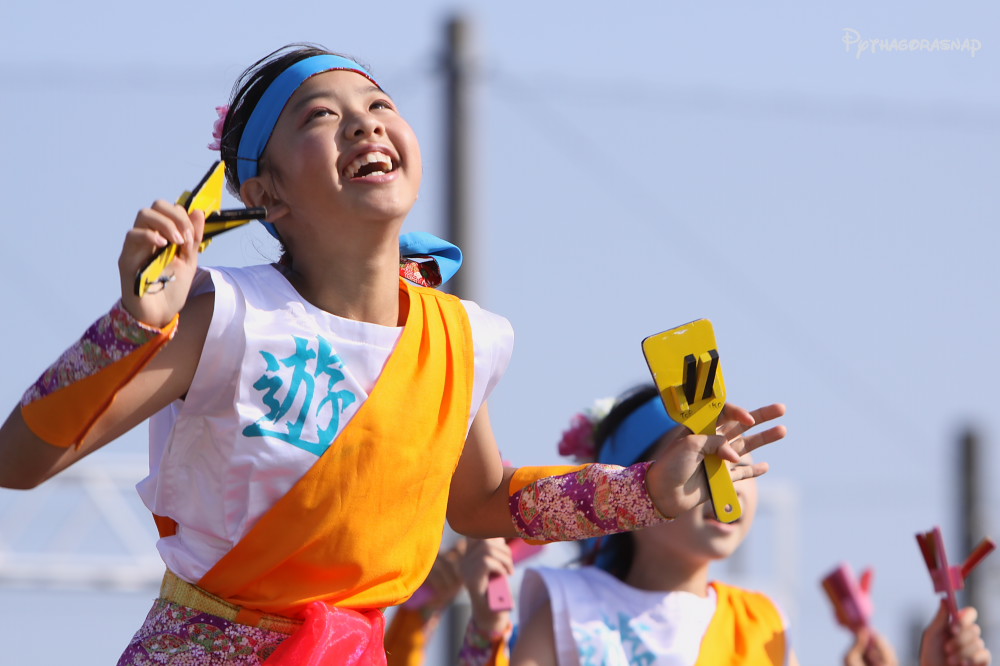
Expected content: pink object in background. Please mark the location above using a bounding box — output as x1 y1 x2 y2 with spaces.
821 562 874 633
207 105 229 151
916 525 995 624
404 537 546 612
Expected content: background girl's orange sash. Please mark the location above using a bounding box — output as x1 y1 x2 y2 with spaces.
196 280 474 617
696 581 788 665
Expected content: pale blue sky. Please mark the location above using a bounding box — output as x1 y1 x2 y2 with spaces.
1 1 998 663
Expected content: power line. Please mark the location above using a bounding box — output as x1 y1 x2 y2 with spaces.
485 67 1000 134
6 60 995 134
485 69 945 448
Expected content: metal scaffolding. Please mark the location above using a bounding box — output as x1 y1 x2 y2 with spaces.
0 453 162 591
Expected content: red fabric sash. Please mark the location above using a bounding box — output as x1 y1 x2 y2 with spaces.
265 602 386 666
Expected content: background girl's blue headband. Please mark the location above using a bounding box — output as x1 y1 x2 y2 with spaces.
589 394 680 571
597 396 680 467
236 54 377 241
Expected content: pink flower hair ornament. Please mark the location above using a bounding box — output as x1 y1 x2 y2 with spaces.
208 105 229 151
558 396 616 462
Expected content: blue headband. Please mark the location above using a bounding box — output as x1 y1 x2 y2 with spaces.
589 395 680 572
236 54 377 241
237 54 376 184
597 396 680 467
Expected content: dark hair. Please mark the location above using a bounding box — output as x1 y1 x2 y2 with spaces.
218 43 372 198
588 383 662 580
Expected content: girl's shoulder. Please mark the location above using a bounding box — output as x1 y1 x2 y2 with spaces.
709 580 779 606
197 263 281 286
520 566 628 617
408 285 515 365
190 263 280 297
195 264 309 313
459 298 513 345
405 283 512 335
709 580 788 627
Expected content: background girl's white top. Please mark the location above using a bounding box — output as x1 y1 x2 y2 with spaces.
519 566 718 666
138 265 514 583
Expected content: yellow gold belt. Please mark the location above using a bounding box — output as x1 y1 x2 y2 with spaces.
159 569 302 635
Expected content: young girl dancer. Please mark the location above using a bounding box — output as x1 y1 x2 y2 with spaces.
510 385 990 666
0 45 787 665
513 385 795 665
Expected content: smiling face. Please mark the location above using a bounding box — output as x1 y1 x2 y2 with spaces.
250 69 422 236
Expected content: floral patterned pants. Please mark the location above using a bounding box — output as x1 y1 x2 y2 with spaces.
116 599 290 665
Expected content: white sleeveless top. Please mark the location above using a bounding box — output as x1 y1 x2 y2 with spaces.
137 265 514 583
519 566 718 666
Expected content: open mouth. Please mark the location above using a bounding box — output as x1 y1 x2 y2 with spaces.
345 151 395 179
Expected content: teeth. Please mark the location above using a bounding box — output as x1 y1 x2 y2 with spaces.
347 151 394 178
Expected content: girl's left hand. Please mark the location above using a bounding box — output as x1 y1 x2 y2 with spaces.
920 602 991 666
645 402 787 518
418 540 466 612
459 538 515 633
844 628 899 666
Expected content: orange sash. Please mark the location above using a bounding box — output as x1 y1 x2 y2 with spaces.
696 581 787 665
508 464 588 495
22 313 178 448
196 279 473 617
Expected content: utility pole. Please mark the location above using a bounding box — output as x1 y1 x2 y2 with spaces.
443 14 476 300
958 427 981 609
957 426 993 634
442 14 478 661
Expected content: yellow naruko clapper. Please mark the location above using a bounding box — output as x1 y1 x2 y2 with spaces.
134 161 227 297
642 318 741 523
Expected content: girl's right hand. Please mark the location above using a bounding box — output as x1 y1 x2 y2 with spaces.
645 402 787 518
920 602 991 666
118 201 206 327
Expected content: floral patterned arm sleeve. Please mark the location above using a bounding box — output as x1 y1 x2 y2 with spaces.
20 300 178 448
508 462 670 543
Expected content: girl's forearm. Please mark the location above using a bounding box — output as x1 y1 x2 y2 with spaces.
507 462 670 543
19 300 178 449
0 407 72 489
0 301 179 489
457 615 512 666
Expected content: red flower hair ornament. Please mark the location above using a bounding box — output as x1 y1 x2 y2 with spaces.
557 397 616 462
208 105 229 151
